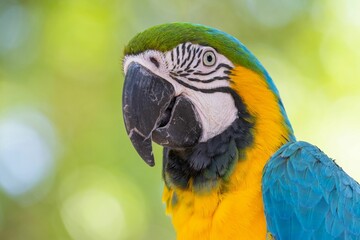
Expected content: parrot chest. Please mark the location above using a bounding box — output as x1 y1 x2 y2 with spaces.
163 180 267 240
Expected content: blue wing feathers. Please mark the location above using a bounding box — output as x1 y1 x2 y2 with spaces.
281 142 300 158
262 141 360 239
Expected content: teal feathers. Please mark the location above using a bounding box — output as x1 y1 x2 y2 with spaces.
263 141 360 239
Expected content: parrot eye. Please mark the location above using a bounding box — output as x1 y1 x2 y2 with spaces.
203 50 216 67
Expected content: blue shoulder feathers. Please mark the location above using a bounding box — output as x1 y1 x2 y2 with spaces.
262 141 360 240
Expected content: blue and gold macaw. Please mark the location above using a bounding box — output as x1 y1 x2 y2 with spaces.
121 23 360 240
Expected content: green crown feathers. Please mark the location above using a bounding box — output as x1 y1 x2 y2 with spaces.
124 22 264 75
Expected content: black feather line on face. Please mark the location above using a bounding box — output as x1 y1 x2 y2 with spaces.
184 48 196 71
181 46 193 68
181 44 186 60
186 76 229 83
162 89 255 192
169 75 231 94
193 58 201 69
192 63 232 76
176 46 180 65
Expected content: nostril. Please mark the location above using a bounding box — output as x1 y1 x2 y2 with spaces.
150 57 160 68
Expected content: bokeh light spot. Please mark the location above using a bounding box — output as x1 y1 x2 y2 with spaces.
0 108 58 201
59 167 147 240
61 189 125 240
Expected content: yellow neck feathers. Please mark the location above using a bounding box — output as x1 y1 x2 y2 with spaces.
162 66 292 240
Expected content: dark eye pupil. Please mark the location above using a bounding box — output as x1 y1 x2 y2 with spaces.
207 55 213 62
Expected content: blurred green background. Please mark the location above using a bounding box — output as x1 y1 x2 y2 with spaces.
0 0 360 239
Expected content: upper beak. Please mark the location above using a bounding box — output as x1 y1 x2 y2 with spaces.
122 62 202 166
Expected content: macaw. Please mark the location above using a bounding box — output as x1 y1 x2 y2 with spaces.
121 23 360 240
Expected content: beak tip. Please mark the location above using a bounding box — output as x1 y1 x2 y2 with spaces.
140 149 155 167
146 158 155 167
127 130 156 167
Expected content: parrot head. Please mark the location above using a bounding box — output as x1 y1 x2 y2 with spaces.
122 23 294 189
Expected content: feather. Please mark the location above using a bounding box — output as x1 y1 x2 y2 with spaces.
263 141 360 239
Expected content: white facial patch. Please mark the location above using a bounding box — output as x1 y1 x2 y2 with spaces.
123 43 238 142
183 91 237 141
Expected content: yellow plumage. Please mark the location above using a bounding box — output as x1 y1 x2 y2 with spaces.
162 66 292 240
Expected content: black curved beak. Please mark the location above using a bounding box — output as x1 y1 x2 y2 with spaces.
122 62 202 166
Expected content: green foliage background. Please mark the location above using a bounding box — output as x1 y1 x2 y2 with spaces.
0 0 360 239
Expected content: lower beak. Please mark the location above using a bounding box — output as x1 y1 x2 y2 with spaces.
122 62 202 166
